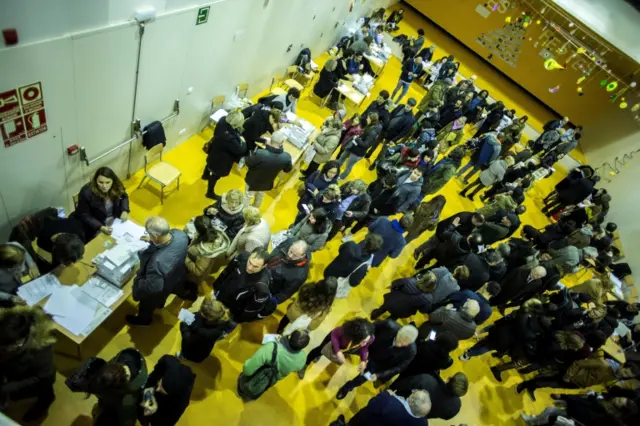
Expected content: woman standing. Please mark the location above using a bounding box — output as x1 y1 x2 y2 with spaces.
178 298 236 363
275 277 338 334
184 216 229 295
464 90 489 124
226 207 271 258
405 195 447 243
288 208 333 252
242 106 282 152
87 348 148 426
500 115 528 155
338 113 382 179
313 59 340 102
302 118 343 178
435 116 467 154
298 160 340 212
204 111 247 200
75 167 130 241
203 189 245 239
329 179 372 240
299 318 375 378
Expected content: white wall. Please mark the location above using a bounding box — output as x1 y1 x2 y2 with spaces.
554 0 640 63
0 0 396 238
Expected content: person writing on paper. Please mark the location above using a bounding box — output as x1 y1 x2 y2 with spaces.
127 216 189 326
0 243 39 296
74 167 130 241
0 301 57 422
238 329 310 401
139 355 195 426
263 87 300 114
178 298 236 363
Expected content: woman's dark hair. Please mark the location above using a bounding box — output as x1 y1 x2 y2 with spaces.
417 29 425 36
91 167 125 200
288 329 310 351
88 361 129 394
605 222 618 233
479 90 489 98
406 147 420 158
52 233 85 266
363 232 384 254
194 215 219 243
365 112 379 127
287 87 301 99
321 160 340 177
0 310 32 346
297 277 338 315
382 173 398 188
309 208 329 234
430 195 447 214
342 318 375 344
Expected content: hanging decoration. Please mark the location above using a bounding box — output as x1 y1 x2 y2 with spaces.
632 104 640 112
577 76 586 84
631 82 637 88
544 58 565 71
576 47 587 55
549 85 560 93
577 87 584 96
505 16 511 23
606 82 618 92
619 99 628 109
600 80 608 87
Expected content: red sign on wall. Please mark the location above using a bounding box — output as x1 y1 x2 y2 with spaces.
1 81 48 148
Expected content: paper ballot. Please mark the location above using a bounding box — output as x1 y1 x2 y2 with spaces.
81 276 124 308
44 286 97 335
178 309 196 326
111 219 149 251
17 274 62 306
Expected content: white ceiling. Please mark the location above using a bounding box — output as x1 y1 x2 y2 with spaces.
553 0 640 63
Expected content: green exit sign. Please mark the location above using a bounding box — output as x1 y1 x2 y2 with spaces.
196 6 210 25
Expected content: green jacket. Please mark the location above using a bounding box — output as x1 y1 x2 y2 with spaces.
418 80 448 112
422 161 459 195
243 340 306 380
476 193 517 217
406 199 443 239
95 348 148 426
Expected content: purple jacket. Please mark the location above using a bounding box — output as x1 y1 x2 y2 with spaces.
329 326 376 361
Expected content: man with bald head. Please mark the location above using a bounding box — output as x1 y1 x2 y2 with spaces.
127 216 189 326
490 265 547 310
266 238 311 304
344 388 430 425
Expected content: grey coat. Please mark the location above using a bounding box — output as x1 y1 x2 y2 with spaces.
312 128 341 163
133 230 189 306
289 216 331 252
479 159 508 186
430 266 460 304
391 171 423 213
424 307 477 342
245 145 293 191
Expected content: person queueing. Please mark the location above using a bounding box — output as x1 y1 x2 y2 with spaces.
238 330 310 401
367 98 417 166
266 239 311 305
300 318 375 379
139 355 195 426
405 195 447 243
391 56 424 104
204 110 247 200
275 277 337 334
74 166 130 241
128 216 189 326
203 189 245 239
301 117 342 178
241 102 282 152
369 271 438 320
338 113 382 179
328 179 372 240
336 320 418 400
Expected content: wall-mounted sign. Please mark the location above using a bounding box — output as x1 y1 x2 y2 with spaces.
196 6 210 25
0 81 48 148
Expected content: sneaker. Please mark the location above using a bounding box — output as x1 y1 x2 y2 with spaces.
459 352 470 361
126 315 151 327
341 234 353 243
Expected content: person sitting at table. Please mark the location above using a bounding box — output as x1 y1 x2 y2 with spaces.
349 36 373 55
36 215 85 254
417 45 436 63
204 110 247 200
301 117 342 178
127 216 189 326
73 167 130 242
352 24 370 43
0 300 57 422
346 51 364 76
0 242 39 296
244 131 293 208
261 87 300 114
241 103 282 152
314 58 339 101
203 189 245 239
391 56 424 104
51 233 85 268
370 25 384 45
386 8 404 31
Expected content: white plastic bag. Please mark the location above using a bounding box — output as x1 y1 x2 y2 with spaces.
271 230 291 249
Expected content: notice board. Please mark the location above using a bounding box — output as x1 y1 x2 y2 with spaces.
0 82 48 148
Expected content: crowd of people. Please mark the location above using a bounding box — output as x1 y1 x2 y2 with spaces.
1 6 639 426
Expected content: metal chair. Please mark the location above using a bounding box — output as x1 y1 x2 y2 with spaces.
282 66 304 92
137 144 181 204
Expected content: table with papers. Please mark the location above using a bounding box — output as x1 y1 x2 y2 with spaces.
335 81 367 107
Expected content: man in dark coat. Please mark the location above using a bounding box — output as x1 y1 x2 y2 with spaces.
345 389 430 426
415 217 483 270
244 131 292 207
391 373 468 421
368 214 413 267
337 320 418 400
128 217 189 326
324 232 383 287
213 248 272 322
204 112 247 199
370 271 437 320
363 90 391 132
241 102 282 151
368 98 417 162
266 238 311 304
491 265 547 308
139 355 195 426
397 331 459 380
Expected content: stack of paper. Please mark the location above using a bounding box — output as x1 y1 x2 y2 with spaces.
178 309 196 326
111 219 149 251
81 276 124 308
44 286 99 336
17 274 62 306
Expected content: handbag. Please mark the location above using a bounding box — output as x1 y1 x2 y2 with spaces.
320 342 344 364
335 256 373 299
65 356 106 392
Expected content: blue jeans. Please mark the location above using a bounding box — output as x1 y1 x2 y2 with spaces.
456 160 481 183
338 151 362 179
391 79 410 103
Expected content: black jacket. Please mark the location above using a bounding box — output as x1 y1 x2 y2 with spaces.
432 224 473 267
206 128 246 177
456 252 490 291
324 241 371 287
74 184 130 239
398 340 453 379
179 314 236 362
37 217 86 253
1 344 55 400
363 100 391 129
399 58 423 82
492 266 542 306
314 67 338 98
385 106 416 142
346 124 382 157
245 145 293 191
141 355 195 426
203 197 244 239
368 320 417 380
242 108 275 148
266 238 311 304
339 184 372 220
383 277 433 318
213 251 273 322
436 212 477 239
391 374 461 420
141 121 166 150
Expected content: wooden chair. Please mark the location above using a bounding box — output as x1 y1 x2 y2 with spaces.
137 144 181 204
205 95 226 131
283 66 304 92
269 72 285 95
236 83 249 98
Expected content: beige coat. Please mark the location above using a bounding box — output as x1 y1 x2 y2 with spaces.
185 233 229 287
286 297 331 331
311 128 341 163
227 218 271 258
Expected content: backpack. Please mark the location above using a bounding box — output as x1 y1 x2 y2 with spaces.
237 342 279 401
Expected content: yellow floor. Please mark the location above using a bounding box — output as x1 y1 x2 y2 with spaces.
5 6 590 426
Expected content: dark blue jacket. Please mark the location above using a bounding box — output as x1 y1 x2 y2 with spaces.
472 133 501 167
447 289 492 325
369 218 406 267
349 391 428 426
383 277 433 318
385 106 416 142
